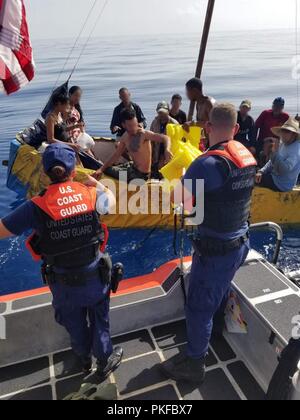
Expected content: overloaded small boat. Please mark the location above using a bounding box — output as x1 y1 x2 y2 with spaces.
4 133 300 228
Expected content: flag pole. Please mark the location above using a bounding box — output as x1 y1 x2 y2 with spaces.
188 0 216 121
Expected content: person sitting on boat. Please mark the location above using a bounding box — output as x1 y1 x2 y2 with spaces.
110 87 147 138
150 102 178 178
67 85 85 141
0 143 123 378
256 118 300 192
94 109 173 183
161 103 257 384
150 101 179 134
45 93 82 152
170 94 187 125
234 100 256 155
254 97 290 157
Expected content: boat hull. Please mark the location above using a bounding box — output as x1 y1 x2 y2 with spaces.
1 251 300 400
5 138 300 227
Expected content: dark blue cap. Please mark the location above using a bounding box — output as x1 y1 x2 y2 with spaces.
42 143 76 174
273 97 285 107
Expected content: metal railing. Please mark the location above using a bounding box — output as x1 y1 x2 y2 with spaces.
250 222 284 265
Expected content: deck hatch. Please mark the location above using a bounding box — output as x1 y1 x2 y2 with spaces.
233 262 289 299
255 294 300 342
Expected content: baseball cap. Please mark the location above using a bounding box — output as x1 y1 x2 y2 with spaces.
273 97 285 107
156 101 170 114
43 143 76 174
240 100 252 109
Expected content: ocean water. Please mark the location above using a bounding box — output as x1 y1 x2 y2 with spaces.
0 30 299 295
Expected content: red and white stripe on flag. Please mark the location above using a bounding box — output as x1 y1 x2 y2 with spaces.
0 0 35 94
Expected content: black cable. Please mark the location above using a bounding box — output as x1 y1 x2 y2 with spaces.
53 0 99 89
68 0 110 82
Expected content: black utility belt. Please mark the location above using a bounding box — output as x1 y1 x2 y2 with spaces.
44 267 102 287
42 254 123 293
191 233 249 257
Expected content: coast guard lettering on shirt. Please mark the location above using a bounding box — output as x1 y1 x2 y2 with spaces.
56 185 88 218
32 182 97 221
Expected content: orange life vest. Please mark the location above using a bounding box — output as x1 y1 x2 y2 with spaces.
198 140 257 233
26 181 109 267
203 140 257 169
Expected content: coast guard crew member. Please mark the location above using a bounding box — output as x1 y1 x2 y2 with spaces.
161 103 257 384
0 143 123 378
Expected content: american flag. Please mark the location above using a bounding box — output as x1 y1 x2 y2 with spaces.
0 0 35 95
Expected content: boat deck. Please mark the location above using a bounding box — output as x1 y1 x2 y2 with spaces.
0 320 265 401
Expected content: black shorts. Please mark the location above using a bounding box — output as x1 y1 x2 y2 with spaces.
104 162 150 183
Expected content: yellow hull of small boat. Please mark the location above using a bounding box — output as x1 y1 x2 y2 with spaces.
101 182 300 228
9 138 300 228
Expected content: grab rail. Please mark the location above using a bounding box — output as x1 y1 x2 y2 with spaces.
250 222 283 265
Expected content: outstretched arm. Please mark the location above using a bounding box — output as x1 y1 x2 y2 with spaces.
93 140 127 179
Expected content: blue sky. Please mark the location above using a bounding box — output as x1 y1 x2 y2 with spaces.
24 0 296 40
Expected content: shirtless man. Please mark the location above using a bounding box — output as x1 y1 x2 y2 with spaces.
184 77 215 130
94 109 173 183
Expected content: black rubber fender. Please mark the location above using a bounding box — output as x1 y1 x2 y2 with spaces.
267 338 300 400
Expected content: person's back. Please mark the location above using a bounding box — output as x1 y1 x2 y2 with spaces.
161 103 257 385
0 143 123 378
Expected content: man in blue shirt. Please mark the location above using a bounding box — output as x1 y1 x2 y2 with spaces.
0 144 123 379
256 118 300 192
161 103 257 384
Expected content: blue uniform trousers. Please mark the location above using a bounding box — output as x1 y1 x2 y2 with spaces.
186 242 250 359
50 276 113 362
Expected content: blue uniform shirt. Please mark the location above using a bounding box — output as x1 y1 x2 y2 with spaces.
183 155 249 240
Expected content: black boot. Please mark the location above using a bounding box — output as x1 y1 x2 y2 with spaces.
80 356 93 375
64 354 92 377
160 355 206 384
96 347 124 380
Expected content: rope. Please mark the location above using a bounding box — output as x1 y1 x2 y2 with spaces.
296 0 300 114
68 0 110 82
53 0 100 89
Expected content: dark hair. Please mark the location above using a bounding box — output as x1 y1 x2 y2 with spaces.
172 94 183 102
52 93 69 107
186 78 203 92
69 86 84 122
119 87 129 95
120 109 137 123
47 165 70 183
